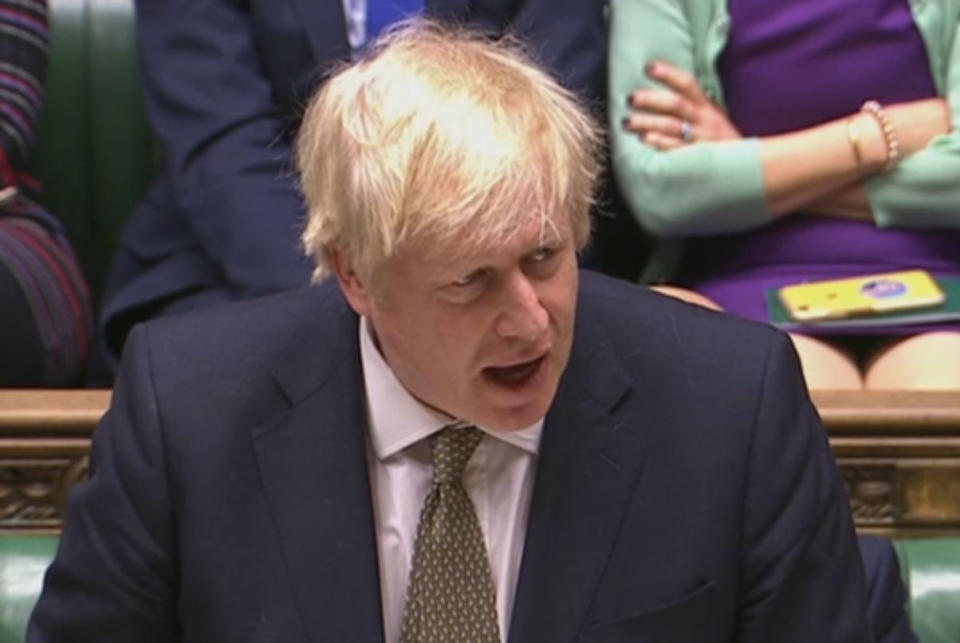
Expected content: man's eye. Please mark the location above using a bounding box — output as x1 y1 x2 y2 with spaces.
441 269 488 303
528 246 560 266
451 270 484 288
531 246 555 262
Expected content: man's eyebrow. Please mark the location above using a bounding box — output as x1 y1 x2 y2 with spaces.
533 232 564 250
429 256 485 283
536 215 563 246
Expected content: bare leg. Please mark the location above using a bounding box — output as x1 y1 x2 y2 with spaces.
864 332 960 390
788 333 863 391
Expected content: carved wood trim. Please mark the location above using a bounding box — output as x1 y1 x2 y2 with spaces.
2 390 960 536
0 391 105 531
0 455 90 529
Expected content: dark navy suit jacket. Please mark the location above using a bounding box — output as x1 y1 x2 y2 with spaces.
98 0 608 369
35 272 874 641
859 535 918 643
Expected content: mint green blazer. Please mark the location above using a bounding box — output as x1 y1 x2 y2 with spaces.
608 0 960 281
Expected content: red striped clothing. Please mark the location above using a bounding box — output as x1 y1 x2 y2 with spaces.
0 0 91 386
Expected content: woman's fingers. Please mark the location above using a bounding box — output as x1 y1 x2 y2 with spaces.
625 61 741 146
622 104 692 149
644 60 707 104
622 112 688 138
641 131 685 150
627 88 694 120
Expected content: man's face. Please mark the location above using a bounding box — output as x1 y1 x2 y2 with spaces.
335 214 579 431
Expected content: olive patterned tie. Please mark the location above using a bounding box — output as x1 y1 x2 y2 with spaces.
399 426 501 643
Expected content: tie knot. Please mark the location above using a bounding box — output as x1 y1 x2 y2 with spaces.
430 425 482 485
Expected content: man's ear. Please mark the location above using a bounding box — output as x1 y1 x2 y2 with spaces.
329 247 374 317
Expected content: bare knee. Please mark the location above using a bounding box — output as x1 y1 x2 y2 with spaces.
865 332 960 390
788 334 862 391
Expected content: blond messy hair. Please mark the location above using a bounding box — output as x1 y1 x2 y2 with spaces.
297 20 602 282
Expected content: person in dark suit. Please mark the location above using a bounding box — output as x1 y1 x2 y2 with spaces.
34 22 873 642
92 0 609 382
858 536 917 643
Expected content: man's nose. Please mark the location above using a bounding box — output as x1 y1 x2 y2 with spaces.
494 274 549 341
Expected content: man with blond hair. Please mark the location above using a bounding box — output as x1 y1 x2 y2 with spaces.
31 22 873 642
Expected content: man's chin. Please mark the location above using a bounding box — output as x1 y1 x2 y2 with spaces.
472 385 558 431
481 412 546 432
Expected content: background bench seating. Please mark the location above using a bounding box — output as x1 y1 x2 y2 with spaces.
33 0 156 301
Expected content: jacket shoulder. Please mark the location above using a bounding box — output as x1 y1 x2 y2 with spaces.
580 271 783 350
578 270 793 399
121 283 350 400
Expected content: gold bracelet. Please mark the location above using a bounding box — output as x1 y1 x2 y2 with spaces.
860 100 901 171
846 117 864 166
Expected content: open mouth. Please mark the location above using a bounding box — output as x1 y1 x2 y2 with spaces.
483 355 546 389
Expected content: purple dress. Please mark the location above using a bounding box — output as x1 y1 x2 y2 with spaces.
676 0 960 334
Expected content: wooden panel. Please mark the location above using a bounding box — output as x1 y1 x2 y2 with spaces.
814 391 960 538
2 390 960 536
0 391 106 531
0 390 111 435
813 391 960 432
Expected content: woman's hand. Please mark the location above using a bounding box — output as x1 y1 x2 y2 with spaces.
624 60 741 149
884 98 951 156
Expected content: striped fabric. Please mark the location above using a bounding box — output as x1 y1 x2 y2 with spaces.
0 0 92 386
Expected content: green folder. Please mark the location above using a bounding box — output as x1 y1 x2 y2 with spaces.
767 276 960 330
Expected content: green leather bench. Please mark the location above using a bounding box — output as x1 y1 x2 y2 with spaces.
32 0 156 301
0 535 57 643
2 535 959 643
894 539 960 643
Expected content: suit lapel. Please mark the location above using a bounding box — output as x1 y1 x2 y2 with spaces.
508 297 647 643
247 278 648 642
252 288 385 643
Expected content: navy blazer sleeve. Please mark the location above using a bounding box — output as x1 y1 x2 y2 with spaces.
859 536 918 643
28 326 179 642
134 0 314 298
736 332 872 642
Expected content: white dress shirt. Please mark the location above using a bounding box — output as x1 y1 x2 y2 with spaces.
359 317 542 643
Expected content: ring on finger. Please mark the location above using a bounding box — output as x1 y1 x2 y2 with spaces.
680 120 696 143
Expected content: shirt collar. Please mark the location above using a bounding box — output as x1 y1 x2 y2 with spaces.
359 317 543 460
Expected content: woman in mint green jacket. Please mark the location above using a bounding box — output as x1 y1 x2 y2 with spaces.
610 0 960 391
